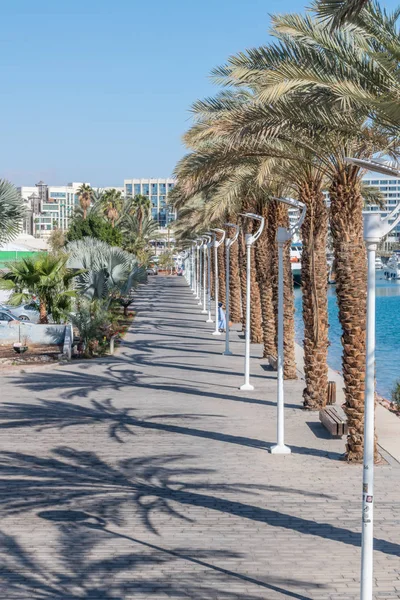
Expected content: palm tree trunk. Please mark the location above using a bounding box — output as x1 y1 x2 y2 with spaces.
229 232 242 323
39 298 48 324
300 181 329 409
269 200 296 379
330 166 375 462
255 204 276 358
238 229 247 330
250 244 263 344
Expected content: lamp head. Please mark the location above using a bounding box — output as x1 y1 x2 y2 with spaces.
345 156 400 178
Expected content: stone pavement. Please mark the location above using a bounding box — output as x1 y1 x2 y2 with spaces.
0 275 398 599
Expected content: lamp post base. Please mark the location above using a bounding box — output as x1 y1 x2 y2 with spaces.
270 444 291 455
201 309 207 314
223 350 232 356
206 318 213 323
240 383 254 391
212 331 222 336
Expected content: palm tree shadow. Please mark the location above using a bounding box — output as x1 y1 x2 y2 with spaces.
0 523 279 599
0 447 397 558
0 397 339 458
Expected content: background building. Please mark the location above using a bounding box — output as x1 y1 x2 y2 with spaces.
124 178 176 229
18 182 124 238
363 175 400 243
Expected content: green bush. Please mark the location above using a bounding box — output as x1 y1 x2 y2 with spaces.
67 215 122 247
391 382 400 411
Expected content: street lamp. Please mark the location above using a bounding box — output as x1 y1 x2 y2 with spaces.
345 157 400 600
270 197 306 454
197 238 205 306
201 235 211 314
195 238 202 300
205 232 215 323
210 228 226 336
239 213 264 391
223 222 239 356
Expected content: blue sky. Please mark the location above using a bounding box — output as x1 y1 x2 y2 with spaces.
1 0 398 187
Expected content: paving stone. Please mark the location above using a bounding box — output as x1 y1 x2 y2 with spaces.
0 275 397 599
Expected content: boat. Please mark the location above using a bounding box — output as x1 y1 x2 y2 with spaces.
375 257 384 270
383 254 400 280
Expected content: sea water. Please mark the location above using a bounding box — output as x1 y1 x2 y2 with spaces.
293 277 400 399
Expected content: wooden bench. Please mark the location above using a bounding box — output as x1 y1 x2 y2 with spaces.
319 406 348 438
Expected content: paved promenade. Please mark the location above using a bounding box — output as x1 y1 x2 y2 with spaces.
0 276 399 599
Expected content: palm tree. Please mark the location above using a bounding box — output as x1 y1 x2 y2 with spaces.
0 180 26 244
0 253 78 323
67 238 146 308
133 195 151 235
77 184 93 220
102 189 123 228
121 213 160 259
210 12 394 458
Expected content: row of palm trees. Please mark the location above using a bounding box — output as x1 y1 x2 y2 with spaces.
75 185 159 262
171 0 400 462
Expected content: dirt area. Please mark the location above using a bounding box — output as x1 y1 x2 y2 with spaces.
0 344 62 367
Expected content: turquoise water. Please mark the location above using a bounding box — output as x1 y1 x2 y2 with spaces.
294 277 400 399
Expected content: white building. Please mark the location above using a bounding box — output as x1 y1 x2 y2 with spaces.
123 178 176 229
18 182 124 238
363 175 400 242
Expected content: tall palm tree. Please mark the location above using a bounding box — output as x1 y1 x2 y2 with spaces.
102 189 123 228
77 184 93 220
133 195 151 235
210 12 394 459
0 180 26 244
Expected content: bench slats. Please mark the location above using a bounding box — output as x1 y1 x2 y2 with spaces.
319 406 348 438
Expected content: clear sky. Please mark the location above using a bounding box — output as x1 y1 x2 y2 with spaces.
1 0 397 187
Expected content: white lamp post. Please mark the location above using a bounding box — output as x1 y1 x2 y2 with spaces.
205 232 215 323
198 238 204 306
195 238 202 300
194 239 200 298
210 228 226 336
190 242 196 293
223 222 239 356
270 197 306 454
201 235 211 314
239 213 264 391
345 157 400 600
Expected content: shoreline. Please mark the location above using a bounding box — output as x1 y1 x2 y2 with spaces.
294 342 400 462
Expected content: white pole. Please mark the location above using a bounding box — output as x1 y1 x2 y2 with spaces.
192 246 196 293
206 242 213 323
240 241 253 390
212 240 221 335
190 247 195 292
223 242 232 356
202 243 207 313
271 235 291 454
195 244 200 299
360 241 376 600
198 243 203 306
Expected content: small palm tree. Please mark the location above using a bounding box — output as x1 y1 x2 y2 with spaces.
77 184 93 220
67 238 146 307
0 253 78 323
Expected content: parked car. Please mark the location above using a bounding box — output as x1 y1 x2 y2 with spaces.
0 309 20 325
146 268 158 276
4 303 41 322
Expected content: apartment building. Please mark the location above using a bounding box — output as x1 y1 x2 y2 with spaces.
123 178 176 229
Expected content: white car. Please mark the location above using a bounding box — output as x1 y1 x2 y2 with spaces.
3 303 41 323
0 309 19 324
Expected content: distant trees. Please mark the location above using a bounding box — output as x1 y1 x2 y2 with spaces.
66 214 123 247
